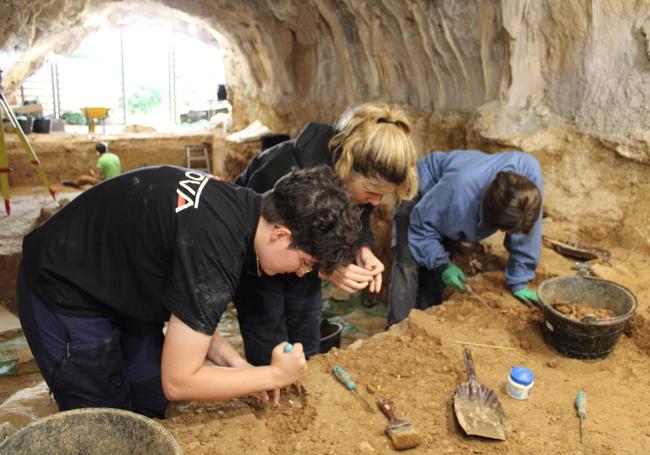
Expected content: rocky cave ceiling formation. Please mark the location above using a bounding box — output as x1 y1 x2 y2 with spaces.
2 0 650 163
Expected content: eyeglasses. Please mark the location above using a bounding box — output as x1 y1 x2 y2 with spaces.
296 249 314 274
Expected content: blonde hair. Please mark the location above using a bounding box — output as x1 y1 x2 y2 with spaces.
330 103 418 200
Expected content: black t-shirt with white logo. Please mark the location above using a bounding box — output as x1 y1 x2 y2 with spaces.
22 166 260 335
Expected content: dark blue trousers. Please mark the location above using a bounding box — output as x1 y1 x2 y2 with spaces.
17 264 168 418
234 271 322 366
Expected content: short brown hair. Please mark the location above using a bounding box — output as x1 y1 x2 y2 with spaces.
482 171 542 235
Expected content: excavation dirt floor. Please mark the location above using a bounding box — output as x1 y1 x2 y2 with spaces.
1 194 650 454
161 244 650 455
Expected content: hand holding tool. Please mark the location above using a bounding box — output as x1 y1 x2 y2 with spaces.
513 288 539 306
332 365 374 413
283 343 303 400
441 263 467 290
576 391 587 444
377 397 422 450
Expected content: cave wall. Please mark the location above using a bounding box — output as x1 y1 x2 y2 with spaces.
174 0 650 165
2 0 650 251
4 1 650 149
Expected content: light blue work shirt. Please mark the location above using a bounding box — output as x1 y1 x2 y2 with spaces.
408 150 543 292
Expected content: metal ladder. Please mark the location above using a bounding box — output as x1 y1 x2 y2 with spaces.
185 144 211 173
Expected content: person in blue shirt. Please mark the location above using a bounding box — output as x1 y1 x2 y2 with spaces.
387 150 543 326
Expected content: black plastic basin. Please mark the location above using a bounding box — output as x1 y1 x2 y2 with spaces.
538 275 637 359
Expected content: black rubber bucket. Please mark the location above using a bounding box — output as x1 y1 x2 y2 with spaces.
320 318 343 354
538 275 637 359
17 117 34 134
0 408 182 454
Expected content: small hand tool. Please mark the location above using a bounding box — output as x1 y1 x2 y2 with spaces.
453 348 510 440
377 397 422 450
576 391 587 444
464 284 483 302
332 365 374 413
283 343 303 400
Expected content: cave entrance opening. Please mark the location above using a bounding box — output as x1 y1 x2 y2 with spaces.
2 17 229 134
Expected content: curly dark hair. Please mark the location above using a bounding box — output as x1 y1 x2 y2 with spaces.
261 166 362 274
482 171 542 235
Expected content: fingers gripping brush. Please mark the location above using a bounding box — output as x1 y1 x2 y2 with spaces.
377 397 422 450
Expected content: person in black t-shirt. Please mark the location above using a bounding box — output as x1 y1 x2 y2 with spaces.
234 103 419 366
17 165 361 418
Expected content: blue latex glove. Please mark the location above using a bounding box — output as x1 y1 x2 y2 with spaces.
513 288 539 306
441 263 466 291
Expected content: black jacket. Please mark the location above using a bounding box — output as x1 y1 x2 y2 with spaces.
235 122 374 248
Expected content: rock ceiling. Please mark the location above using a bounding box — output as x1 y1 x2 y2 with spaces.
2 0 650 162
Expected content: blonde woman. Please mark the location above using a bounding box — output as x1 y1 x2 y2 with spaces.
234 103 418 366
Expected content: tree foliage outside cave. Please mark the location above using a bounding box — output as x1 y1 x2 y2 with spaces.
128 86 162 115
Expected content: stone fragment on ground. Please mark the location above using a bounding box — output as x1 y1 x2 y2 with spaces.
0 307 20 336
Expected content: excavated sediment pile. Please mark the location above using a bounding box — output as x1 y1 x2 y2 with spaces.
2 191 650 454
162 245 650 454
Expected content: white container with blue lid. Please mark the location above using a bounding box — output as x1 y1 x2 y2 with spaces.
506 366 535 400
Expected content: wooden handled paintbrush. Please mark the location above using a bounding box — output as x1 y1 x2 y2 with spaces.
377 397 422 450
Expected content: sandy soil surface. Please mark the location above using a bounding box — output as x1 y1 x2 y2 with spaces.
1 230 649 454
1 193 649 454
159 243 650 455
1 164 649 454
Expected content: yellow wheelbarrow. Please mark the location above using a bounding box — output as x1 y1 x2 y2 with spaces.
81 107 110 133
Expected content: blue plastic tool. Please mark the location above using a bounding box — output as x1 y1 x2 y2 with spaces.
576 391 587 444
331 365 373 412
332 365 357 390
283 342 302 398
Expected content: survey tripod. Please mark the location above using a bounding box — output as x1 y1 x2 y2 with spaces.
0 68 56 215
